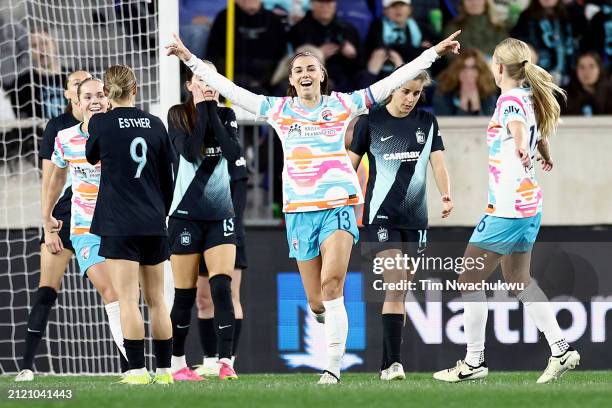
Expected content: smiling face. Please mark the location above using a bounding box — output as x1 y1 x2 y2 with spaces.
389 79 425 115
78 79 108 122
288 55 326 100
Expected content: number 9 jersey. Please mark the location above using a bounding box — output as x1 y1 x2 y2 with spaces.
85 107 175 236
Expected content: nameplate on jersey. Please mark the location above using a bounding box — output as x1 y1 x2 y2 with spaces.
118 118 151 128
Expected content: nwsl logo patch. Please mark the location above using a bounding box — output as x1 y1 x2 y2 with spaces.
180 229 191 246
416 128 426 144
377 227 389 242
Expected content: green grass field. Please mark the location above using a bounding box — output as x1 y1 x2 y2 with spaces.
1 372 611 408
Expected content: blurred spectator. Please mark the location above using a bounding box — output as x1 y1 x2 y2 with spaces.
0 16 29 91
433 48 497 116
364 1 436 76
563 51 612 115
335 0 374 40
408 0 443 31
511 0 583 86
288 0 362 91
263 0 309 24
6 32 64 119
443 0 508 58
179 0 226 58
270 44 325 93
207 0 288 95
114 0 157 51
581 3 612 68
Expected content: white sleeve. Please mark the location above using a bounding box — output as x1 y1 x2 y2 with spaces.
368 47 439 103
185 55 266 115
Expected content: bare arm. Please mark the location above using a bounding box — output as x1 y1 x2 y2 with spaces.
536 138 553 172
508 120 531 168
429 151 453 218
347 151 363 171
42 166 68 254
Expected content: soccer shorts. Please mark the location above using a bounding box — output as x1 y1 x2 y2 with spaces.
70 233 105 277
361 225 427 257
99 236 170 265
469 213 542 255
40 211 73 252
284 205 359 261
168 217 237 255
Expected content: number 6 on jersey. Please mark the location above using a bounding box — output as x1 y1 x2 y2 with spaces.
130 137 148 178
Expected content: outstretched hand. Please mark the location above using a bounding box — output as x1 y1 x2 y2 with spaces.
434 30 461 56
165 33 192 62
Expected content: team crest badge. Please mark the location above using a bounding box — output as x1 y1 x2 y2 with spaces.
377 227 389 242
321 109 333 121
292 237 299 251
80 246 90 260
180 229 191 246
415 128 426 144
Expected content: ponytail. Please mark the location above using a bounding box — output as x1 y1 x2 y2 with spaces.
523 62 566 139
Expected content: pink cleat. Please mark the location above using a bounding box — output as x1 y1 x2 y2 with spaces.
172 367 206 381
218 360 238 381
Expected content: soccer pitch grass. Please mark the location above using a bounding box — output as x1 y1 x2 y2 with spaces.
1 372 611 408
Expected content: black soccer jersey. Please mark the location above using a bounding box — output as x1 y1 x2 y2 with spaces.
40 112 80 217
350 106 444 229
168 101 241 221
86 107 174 236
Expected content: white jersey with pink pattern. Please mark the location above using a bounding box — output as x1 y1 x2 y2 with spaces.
486 87 542 218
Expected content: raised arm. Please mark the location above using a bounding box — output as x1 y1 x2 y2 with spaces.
368 31 461 103
166 34 265 115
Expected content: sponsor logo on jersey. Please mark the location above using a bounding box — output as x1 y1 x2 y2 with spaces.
80 246 90 260
377 227 389 242
230 120 238 128
383 151 420 161
235 157 246 167
416 128 426 144
380 135 394 142
321 109 333 121
504 105 520 115
180 229 191 246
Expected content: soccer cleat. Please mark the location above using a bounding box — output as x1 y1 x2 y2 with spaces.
537 348 580 384
152 372 174 385
384 362 406 381
317 370 340 385
172 367 205 381
379 368 389 381
194 357 220 377
218 360 238 380
15 369 34 382
119 371 151 385
433 360 488 383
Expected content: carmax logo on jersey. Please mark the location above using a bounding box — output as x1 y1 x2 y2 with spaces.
277 272 365 371
383 151 420 161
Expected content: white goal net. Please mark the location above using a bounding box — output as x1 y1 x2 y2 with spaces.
0 0 176 375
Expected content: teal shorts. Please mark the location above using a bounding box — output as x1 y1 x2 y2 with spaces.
285 206 359 261
469 213 542 255
70 234 105 277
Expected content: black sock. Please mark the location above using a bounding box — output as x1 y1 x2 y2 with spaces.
380 331 388 371
198 318 217 357
382 314 403 367
123 338 145 370
153 338 173 369
232 319 242 357
170 287 197 357
209 274 234 360
21 287 57 370
119 348 129 373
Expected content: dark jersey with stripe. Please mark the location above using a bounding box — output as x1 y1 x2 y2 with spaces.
350 106 444 229
86 107 174 236
40 112 79 218
168 101 241 221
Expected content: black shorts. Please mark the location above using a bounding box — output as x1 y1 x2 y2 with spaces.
361 225 427 257
39 212 73 252
231 179 248 270
168 217 236 255
99 236 170 265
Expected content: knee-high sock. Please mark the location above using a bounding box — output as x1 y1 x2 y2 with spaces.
322 297 348 379
198 318 217 357
463 290 487 367
232 319 242 357
21 287 57 370
382 314 403 367
104 301 127 359
170 288 197 358
517 280 568 356
123 338 145 370
209 275 234 360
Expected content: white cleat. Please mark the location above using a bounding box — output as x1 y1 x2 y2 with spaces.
193 357 220 377
317 370 340 385
383 362 406 381
433 360 488 383
537 349 580 384
379 368 389 381
15 369 34 382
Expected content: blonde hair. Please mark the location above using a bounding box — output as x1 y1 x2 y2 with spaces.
385 70 431 105
494 38 566 139
103 65 137 101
